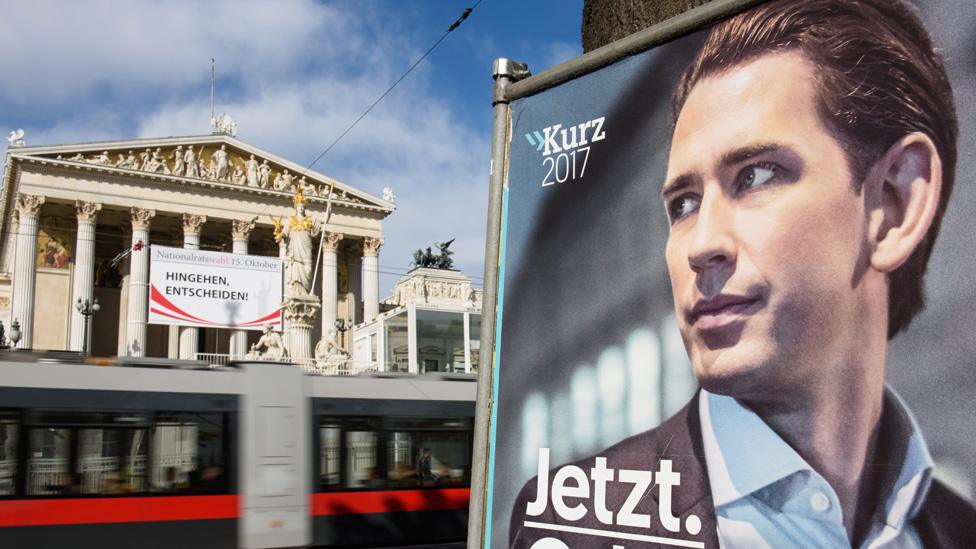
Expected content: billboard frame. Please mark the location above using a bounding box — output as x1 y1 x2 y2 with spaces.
468 0 771 546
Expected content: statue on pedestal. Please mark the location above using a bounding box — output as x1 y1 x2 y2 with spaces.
314 329 350 370
272 187 319 297
247 324 288 359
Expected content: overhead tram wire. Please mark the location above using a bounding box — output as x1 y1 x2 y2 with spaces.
297 0 483 180
27 5 485 277
249 0 484 223
300 1 481 291
233 1 483 291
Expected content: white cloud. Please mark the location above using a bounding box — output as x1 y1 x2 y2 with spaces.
0 0 347 105
1 0 489 295
544 41 582 70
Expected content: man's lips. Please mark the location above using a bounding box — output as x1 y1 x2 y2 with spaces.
688 294 761 328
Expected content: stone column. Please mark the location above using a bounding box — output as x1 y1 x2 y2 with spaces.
125 207 155 357
10 194 44 349
69 201 101 352
278 239 288 338
116 242 130 357
283 296 320 366
229 218 255 358
320 232 343 338
362 237 383 322
1 211 18 275
345 242 362 325
178 214 205 359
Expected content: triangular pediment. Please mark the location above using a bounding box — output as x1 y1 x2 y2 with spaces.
5 134 394 213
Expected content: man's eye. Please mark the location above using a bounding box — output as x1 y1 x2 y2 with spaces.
668 195 700 222
737 163 778 190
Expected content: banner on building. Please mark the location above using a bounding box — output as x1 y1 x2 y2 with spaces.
480 0 976 547
148 245 282 329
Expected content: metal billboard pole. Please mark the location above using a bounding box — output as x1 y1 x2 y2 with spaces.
467 57 530 549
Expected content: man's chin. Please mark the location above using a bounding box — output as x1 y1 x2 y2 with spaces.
691 346 771 397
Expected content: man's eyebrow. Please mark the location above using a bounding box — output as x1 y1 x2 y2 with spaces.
661 173 701 199
720 143 785 166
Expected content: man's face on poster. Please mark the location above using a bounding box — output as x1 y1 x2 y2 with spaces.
662 51 876 399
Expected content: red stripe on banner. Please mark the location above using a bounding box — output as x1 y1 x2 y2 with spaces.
151 285 280 328
150 308 280 328
240 309 284 326
149 307 212 325
150 285 210 323
0 495 238 527
312 488 470 516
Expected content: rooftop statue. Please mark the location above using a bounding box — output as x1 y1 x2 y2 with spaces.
411 238 455 270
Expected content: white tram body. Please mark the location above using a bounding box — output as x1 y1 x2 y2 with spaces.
0 358 475 548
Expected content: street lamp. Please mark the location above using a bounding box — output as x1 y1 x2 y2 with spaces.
75 298 100 356
334 318 348 348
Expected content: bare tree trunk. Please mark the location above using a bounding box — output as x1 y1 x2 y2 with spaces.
582 0 713 52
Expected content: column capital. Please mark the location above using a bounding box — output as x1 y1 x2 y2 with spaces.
75 200 102 223
363 236 383 257
15 193 44 217
322 231 344 252
182 213 206 236
231 217 256 241
283 296 321 328
131 207 156 231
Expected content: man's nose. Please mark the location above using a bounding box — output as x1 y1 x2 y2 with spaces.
688 193 736 273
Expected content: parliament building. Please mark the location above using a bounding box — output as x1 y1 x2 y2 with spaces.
0 127 394 360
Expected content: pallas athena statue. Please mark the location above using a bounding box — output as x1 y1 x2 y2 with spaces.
272 187 319 297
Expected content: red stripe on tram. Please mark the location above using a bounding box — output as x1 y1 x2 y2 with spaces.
0 495 238 527
312 488 470 516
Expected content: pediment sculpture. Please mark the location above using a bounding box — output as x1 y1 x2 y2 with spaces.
45 141 372 207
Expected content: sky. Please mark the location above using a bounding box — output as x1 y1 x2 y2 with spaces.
0 0 584 295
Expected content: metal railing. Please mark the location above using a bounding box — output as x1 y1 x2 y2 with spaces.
192 353 477 377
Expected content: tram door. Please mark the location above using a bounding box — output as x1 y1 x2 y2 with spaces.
239 363 310 548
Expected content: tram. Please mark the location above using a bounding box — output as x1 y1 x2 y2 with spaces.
0 357 475 548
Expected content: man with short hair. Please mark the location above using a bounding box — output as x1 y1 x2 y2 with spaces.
510 1 974 546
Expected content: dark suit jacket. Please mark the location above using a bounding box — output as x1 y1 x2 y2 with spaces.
509 395 976 548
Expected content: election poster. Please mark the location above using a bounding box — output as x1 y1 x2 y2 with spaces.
148 245 282 329
482 1 976 547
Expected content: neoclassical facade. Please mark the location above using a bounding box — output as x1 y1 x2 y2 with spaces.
0 133 393 359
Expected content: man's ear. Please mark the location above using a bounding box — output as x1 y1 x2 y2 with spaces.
865 132 942 273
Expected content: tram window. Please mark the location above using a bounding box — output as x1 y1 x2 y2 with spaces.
77 427 148 494
149 413 226 494
0 413 18 496
319 423 341 487
388 430 470 488
27 428 72 496
345 429 378 488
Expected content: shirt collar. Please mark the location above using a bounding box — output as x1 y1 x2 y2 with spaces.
699 387 933 526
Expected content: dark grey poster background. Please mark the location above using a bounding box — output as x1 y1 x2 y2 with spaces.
487 0 976 545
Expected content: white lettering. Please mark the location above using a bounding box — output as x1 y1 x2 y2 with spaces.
551 465 589 521
617 468 653 528
656 460 681 533
577 121 592 146
526 448 551 517
524 453 688 534
543 124 563 155
590 457 615 525
590 116 606 142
